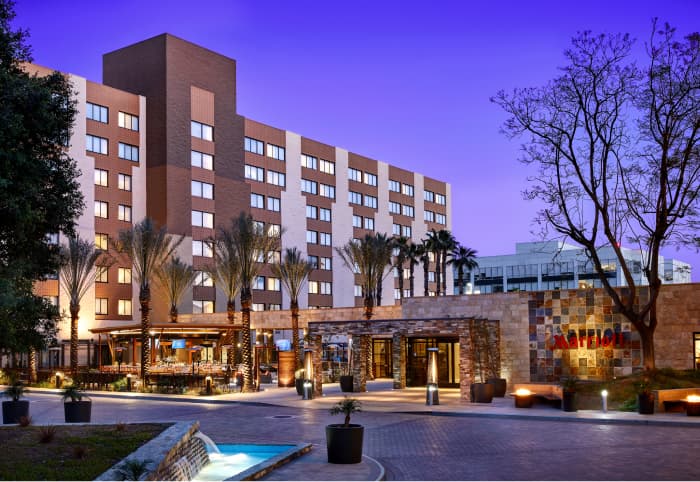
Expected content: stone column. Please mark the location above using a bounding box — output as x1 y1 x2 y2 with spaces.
459 328 473 402
352 334 369 392
310 334 323 397
392 332 406 389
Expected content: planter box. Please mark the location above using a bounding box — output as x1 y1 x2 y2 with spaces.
339 375 354 393
2 400 29 424
326 424 364 464
488 378 507 397
470 383 494 403
562 391 577 412
64 400 92 423
638 393 655 415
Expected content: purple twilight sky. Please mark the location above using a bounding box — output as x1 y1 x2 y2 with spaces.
13 0 700 280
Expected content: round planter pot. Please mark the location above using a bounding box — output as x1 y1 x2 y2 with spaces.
295 378 305 396
64 400 92 423
562 390 577 412
339 375 354 393
326 424 364 464
514 395 533 408
687 402 700 417
638 393 655 415
470 383 494 403
487 378 507 398
2 400 29 424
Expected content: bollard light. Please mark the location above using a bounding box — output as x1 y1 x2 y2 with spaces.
205 375 213 395
426 348 440 406
55 371 63 389
126 373 132 392
601 389 608 413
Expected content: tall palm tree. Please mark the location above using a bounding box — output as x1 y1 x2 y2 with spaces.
391 236 410 302
423 232 439 295
156 257 195 323
59 234 111 375
406 241 423 298
271 247 313 370
452 244 478 295
115 218 183 380
436 229 457 296
223 213 280 392
372 233 394 306
210 233 241 367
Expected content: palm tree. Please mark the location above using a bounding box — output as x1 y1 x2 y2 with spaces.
156 257 195 323
391 236 410 302
59 234 111 375
372 233 394 306
422 233 439 295
271 247 313 370
436 229 457 296
222 213 280 392
115 218 183 380
452 244 478 295
406 241 423 298
210 232 241 367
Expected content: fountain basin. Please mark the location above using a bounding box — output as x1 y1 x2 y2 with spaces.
194 443 311 481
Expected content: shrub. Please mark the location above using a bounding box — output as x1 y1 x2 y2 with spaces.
18 416 32 427
38 425 56 443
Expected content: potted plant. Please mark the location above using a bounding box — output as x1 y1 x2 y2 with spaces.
482 324 507 397
326 397 363 464
560 376 577 412
636 378 655 415
2 382 29 424
62 385 92 423
470 322 494 403
339 351 354 393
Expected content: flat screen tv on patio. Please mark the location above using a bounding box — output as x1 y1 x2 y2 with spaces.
172 339 186 349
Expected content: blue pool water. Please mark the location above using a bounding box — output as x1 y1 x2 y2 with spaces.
193 444 295 481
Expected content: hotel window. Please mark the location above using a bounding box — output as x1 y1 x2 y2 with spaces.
424 210 435 222
306 205 318 219
424 190 435 202
436 213 446 225
301 179 318 194
402 205 415 218
118 142 139 162
95 200 108 218
306 230 318 244
46 233 59 245
86 102 108 123
354 285 362 297
428 252 436 262
267 196 280 212
118 173 132 191
308 281 319 294
253 276 265 290
95 233 108 250
319 207 331 222
95 297 108 315
118 204 132 222
308 255 319 269
402 184 414 197
268 304 281 311
403 289 410 297
428 271 436 282
363 172 377 186
389 201 401 214
389 179 400 192
244 137 263 154
245 165 264 182
352 215 362 228
364 217 375 230
191 180 214 199
403 268 410 280
266 143 285 161
402 225 412 237
364 195 378 209
435 193 446 205
45 296 58 307
267 170 285 187
392 223 401 235
194 271 213 287
319 232 332 246
252 303 265 312
118 111 139 131
94 168 108 187
320 282 332 295
267 277 281 291
86 134 108 154
349 191 362 205
253 220 265 232
192 210 214 228
319 183 335 199
394 288 401 300
192 121 214 141
118 299 132 316
267 223 281 237
191 151 214 170
118 267 132 284
320 257 332 270
301 154 318 170
250 193 264 209
348 168 362 182
193 300 214 314
193 240 214 258
95 266 108 283
320 159 335 175
268 250 281 264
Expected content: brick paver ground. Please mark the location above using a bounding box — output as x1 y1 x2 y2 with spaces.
23 391 700 480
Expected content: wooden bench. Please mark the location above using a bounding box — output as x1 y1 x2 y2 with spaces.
513 383 563 407
654 388 700 413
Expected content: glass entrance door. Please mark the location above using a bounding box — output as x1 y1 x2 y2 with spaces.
406 337 460 387
372 339 393 378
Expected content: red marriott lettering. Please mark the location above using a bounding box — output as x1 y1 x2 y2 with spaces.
547 333 627 350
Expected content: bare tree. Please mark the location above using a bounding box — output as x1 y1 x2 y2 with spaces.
493 22 700 369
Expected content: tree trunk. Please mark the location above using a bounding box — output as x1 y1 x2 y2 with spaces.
363 295 374 321
365 335 374 381
435 251 442 296
441 250 448 296
458 267 464 295
398 266 404 302
423 259 429 296
70 304 79 375
139 286 151 382
225 299 236 367
376 274 383 307
169 305 178 323
28 348 37 383
409 263 415 298
291 300 301 370
240 289 255 392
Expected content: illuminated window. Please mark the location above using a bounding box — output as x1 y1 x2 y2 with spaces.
118 299 132 316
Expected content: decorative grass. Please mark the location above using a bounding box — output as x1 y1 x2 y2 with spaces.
0 423 168 481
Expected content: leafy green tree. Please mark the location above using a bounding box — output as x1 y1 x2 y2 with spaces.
271 247 313 369
59 235 112 374
451 244 478 295
493 22 700 369
115 218 182 380
156 257 195 324
0 0 82 355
